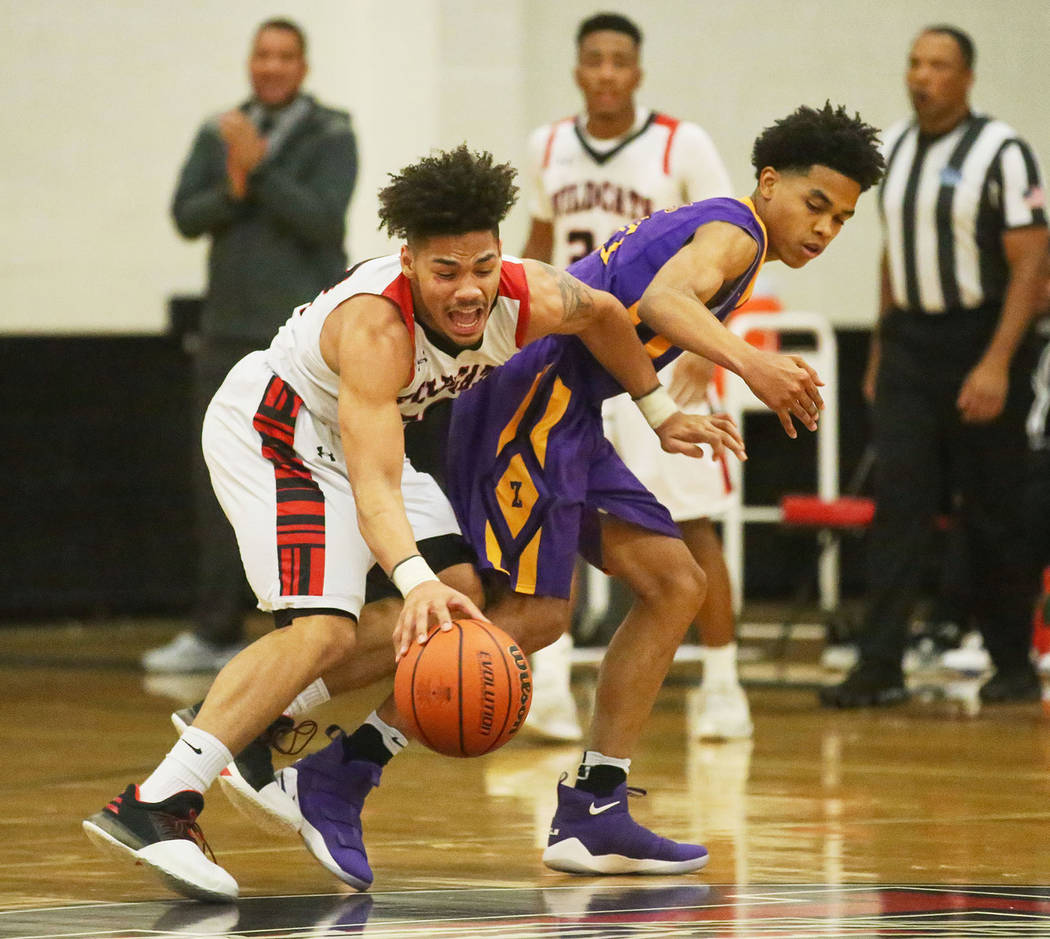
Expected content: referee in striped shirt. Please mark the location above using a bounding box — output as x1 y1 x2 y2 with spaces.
822 25 1048 708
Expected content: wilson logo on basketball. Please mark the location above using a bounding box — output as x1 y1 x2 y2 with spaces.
393 619 533 758
507 644 532 736
477 650 497 735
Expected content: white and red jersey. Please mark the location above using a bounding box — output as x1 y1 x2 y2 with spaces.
264 254 532 427
527 105 732 268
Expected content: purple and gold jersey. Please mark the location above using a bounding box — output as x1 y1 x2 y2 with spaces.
447 196 768 598
568 196 767 400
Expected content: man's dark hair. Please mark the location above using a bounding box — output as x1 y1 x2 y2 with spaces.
921 24 976 70
377 145 518 244
576 12 642 47
256 17 307 55
751 102 885 192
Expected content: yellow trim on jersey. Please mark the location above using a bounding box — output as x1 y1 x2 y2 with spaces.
484 520 509 577
513 529 542 595
483 371 572 596
626 302 669 361
497 453 537 539
496 364 552 454
599 221 640 264
643 333 672 359
620 199 769 359
483 518 541 596
529 375 572 468
734 197 769 308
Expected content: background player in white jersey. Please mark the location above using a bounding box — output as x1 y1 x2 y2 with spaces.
81 145 739 901
521 13 729 268
520 11 750 741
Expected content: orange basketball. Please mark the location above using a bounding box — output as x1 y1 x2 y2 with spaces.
394 619 532 758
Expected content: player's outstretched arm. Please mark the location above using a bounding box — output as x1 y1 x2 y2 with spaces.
521 259 746 452
520 259 666 400
638 224 824 438
330 296 486 659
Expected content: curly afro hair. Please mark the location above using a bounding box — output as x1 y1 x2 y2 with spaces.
751 102 885 192
377 145 518 244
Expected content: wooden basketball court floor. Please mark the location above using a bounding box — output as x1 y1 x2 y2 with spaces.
3 617 1050 938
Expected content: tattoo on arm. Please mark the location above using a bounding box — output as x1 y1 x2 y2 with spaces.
539 261 595 325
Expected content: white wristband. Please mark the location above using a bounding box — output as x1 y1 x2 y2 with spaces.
390 554 439 598
633 385 677 429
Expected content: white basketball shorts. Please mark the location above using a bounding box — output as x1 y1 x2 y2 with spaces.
202 351 461 618
602 358 736 523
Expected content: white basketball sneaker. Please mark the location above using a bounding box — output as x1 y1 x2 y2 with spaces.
142 632 243 674
689 682 754 740
523 633 583 742
940 631 991 675
82 785 238 902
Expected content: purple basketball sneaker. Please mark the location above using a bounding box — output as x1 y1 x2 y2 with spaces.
276 726 381 890
542 777 709 875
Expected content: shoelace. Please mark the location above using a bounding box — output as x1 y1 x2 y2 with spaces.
166 808 218 864
267 717 319 756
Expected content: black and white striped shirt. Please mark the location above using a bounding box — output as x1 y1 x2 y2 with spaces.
879 112 1046 314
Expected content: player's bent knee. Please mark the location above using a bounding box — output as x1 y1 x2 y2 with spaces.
284 612 358 673
487 592 570 655
626 553 706 613
519 617 569 655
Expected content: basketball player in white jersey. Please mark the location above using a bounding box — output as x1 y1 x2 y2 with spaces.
81 146 742 901
520 12 751 741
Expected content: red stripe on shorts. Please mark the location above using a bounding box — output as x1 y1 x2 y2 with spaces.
252 375 326 597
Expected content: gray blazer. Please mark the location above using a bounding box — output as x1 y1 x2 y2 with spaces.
172 94 358 343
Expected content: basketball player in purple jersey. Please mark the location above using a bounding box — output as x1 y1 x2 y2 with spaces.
445 103 884 875
520 12 735 742
208 104 883 884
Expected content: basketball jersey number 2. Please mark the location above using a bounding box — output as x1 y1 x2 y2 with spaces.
567 229 594 264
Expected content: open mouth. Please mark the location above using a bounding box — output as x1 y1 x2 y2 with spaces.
448 307 484 335
801 243 823 260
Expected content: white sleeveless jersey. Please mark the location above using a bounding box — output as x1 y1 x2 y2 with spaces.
264 254 531 427
527 105 732 268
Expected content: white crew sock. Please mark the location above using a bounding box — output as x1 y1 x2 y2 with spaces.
580 749 631 773
530 632 574 694
139 726 233 803
286 677 331 716
702 642 739 687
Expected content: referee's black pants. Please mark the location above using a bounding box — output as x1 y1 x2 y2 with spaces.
859 307 1040 675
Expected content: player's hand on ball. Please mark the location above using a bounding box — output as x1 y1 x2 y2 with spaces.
656 411 746 461
394 582 489 662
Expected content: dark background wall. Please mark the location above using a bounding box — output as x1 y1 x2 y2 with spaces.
0 327 875 621
3 334 196 618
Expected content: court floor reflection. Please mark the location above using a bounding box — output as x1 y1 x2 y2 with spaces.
6 884 1050 938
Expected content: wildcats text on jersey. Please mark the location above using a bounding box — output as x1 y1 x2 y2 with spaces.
550 181 653 221
397 362 496 420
